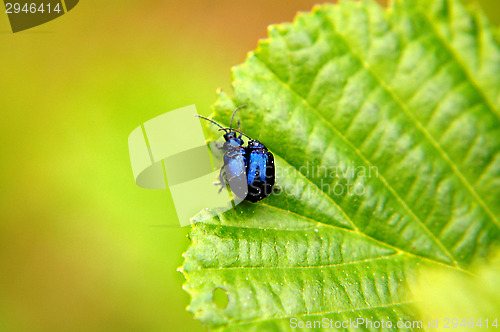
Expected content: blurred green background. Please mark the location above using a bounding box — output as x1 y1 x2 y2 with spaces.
0 0 498 331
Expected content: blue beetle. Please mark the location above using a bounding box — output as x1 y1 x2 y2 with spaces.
196 105 275 202
196 105 249 200
245 139 275 202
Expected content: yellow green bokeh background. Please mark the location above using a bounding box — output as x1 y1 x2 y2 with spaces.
1 1 498 331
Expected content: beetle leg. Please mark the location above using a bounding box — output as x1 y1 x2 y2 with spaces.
215 167 226 193
214 141 224 150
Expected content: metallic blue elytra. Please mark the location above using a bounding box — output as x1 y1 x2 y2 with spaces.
245 139 275 202
195 105 275 203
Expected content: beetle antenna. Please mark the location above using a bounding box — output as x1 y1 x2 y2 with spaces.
218 128 252 140
195 115 228 132
229 104 247 130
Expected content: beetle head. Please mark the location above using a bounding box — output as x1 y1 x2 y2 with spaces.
223 131 244 147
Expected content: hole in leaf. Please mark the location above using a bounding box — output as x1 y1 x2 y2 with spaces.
212 287 229 310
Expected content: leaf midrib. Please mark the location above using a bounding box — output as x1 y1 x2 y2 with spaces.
192 199 471 274
196 252 401 271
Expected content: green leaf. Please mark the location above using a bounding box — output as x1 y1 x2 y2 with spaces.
181 0 500 330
